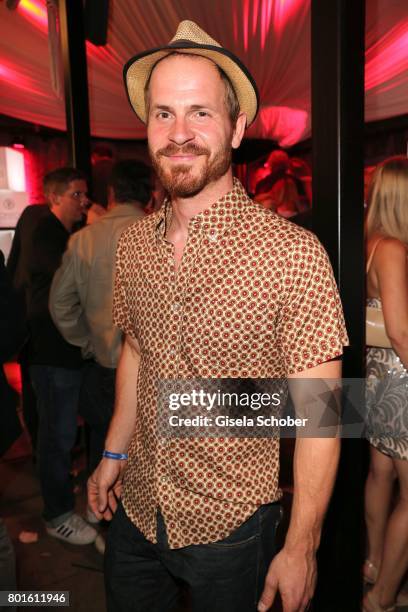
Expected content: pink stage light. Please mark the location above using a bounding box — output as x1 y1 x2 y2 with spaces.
0 61 48 97
366 21 408 91
248 105 309 147
272 0 306 35
0 64 11 80
242 0 250 51
4 363 22 395
17 0 48 31
0 62 27 88
260 0 273 48
85 41 123 67
252 0 261 35
238 0 308 50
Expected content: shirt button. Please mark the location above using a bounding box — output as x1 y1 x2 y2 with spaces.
169 350 176 357
161 476 167 483
209 232 217 242
172 302 182 312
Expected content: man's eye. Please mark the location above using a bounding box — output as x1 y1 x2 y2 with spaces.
196 111 208 118
157 112 170 119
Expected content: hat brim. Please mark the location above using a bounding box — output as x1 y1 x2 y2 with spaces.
123 41 259 126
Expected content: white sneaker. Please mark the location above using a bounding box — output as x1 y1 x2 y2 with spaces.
94 533 105 555
46 513 97 545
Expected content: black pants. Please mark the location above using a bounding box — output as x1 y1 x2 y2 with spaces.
105 501 282 612
78 361 116 473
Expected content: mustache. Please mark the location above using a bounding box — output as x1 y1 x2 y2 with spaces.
156 144 210 157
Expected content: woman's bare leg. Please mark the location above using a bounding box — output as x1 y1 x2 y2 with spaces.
364 446 396 571
368 457 408 608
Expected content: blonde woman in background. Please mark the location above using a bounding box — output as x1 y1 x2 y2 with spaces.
363 156 408 612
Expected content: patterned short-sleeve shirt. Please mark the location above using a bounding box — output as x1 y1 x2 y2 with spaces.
113 179 348 549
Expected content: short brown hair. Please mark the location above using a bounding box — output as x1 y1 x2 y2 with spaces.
144 52 240 126
43 167 87 199
109 160 151 205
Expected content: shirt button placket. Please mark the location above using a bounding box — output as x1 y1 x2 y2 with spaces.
169 304 181 364
171 267 187 373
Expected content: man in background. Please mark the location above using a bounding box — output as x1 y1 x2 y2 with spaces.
26 167 97 546
50 160 150 476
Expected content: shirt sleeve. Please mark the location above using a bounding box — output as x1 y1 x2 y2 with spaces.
49 234 93 356
112 229 138 339
275 230 349 375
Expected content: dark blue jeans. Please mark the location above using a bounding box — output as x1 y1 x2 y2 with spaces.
29 365 82 524
105 501 282 612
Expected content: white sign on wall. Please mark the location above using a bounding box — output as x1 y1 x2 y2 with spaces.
0 191 29 228
0 146 28 228
0 229 15 262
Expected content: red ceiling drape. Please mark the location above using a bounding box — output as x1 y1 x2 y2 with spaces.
0 0 407 146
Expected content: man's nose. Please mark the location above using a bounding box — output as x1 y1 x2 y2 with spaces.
168 116 194 145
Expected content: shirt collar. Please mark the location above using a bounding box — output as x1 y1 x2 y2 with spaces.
155 178 251 241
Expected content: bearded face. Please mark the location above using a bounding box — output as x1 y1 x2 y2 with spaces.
149 140 232 198
146 55 241 200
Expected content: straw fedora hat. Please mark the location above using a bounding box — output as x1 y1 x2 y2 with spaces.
123 20 259 126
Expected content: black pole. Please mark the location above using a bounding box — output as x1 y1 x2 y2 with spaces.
58 0 92 183
311 1 365 610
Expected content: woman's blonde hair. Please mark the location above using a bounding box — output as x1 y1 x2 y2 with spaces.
366 155 408 243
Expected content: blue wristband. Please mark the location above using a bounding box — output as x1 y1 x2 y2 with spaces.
102 450 128 460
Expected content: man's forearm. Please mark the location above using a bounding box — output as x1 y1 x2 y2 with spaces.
285 360 342 554
284 436 340 553
104 336 140 453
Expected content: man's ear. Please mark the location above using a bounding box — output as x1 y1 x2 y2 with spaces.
48 192 59 208
231 112 247 150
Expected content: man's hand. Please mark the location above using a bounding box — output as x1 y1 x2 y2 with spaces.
87 458 127 521
258 361 341 611
87 334 139 521
257 547 317 612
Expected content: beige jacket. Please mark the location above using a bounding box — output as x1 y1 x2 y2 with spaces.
50 203 144 368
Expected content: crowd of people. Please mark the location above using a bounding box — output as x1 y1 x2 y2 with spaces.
3 161 151 547
0 18 407 612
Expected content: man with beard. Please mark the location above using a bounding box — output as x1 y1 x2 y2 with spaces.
88 21 348 612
